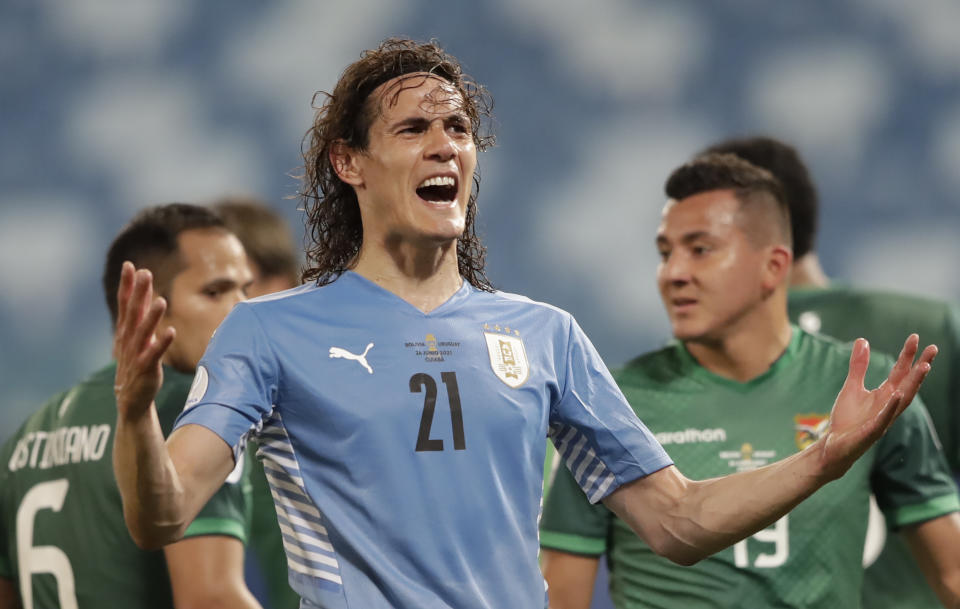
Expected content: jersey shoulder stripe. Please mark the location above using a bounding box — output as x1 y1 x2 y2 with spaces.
549 423 617 503
255 411 343 586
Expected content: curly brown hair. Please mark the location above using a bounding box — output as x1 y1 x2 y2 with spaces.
300 38 496 290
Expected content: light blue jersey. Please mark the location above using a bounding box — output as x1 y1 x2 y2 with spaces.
175 272 671 609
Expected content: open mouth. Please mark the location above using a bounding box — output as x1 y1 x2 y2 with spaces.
416 175 458 203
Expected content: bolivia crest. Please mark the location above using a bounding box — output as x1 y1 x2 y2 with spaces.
794 413 830 450
483 324 529 388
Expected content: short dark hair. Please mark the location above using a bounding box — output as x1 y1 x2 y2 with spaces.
665 152 792 248
702 136 818 258
212 197 300 287
103 203 226 325
299 37 495 291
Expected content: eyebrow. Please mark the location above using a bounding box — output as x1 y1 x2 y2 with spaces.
202 278 242 292
656 230 713 246
390 113 470 130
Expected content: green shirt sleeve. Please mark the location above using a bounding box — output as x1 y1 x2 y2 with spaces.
942 303 960 472
872 395 960 528
157 368 251 543
184 453 251 543
540 459 611 556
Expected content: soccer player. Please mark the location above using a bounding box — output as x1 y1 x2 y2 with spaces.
213 197 303 609
706 135 960 609
0 204 262 609
111 39 935 609
212 197 301 298
539 154 960 608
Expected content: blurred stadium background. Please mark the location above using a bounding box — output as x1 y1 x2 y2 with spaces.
2 0 959 487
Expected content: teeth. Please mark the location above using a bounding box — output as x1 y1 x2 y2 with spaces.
417 176 456 189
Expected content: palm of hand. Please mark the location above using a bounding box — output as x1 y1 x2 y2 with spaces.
817 335 935 481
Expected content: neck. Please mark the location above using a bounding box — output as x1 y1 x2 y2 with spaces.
684 292 793 383
351 236 463 313
790 253 829 288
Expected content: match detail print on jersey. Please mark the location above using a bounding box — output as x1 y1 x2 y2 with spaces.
328 343 374 374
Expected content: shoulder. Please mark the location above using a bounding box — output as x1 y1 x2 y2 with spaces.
797 329 896 385
470 288 578 338
614 343 686 388
242 283 323 317
794 286 957 331
484 288 574 318
0 384 74 463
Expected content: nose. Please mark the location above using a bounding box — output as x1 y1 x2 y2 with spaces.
424 123 456 162
659 252 691 286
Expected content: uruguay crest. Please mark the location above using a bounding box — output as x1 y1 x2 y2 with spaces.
483 324 529 388
794 413 830 450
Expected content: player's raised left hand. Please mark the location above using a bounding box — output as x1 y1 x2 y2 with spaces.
817 334 937 481
113 261 176 421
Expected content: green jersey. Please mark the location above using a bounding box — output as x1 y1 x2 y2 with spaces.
0 362 250 609
540 329 959 609
790 285 960 609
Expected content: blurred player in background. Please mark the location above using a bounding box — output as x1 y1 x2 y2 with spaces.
539 154 960 608
213 197 302 609
110 38 934 609
707 135 960 609
0 204 262 609
212 197 301 298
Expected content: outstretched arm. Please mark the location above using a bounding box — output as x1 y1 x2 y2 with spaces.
112 262 235 549
165 536 264 609
540 550 600 609
904 512 960 608
604 336 937 565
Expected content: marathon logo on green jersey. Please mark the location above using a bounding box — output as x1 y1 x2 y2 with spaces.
655 427 726 445
7 424 111 472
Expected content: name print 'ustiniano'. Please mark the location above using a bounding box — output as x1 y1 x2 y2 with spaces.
7 425 111 472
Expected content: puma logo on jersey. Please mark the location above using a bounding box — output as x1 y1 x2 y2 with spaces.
329 343 374 374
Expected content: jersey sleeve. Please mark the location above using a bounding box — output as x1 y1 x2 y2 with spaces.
871 396 960 528
548 315 671 504
173 303 279 462
540 459 612 556
157 366 252 543
942 303 960 473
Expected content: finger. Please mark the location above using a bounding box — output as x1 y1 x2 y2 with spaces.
142 326 176 365
115 261 135 332
121 269 153 343
842 338 870 393
130 296 168 358
881 334 920 391
892 354 935 417
873 390 903 434
918 343 938 368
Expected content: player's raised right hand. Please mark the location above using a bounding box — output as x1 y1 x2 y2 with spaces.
113 261 176 421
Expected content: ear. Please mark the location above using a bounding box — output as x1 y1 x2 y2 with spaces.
329 140 364 187
761 244 793 292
